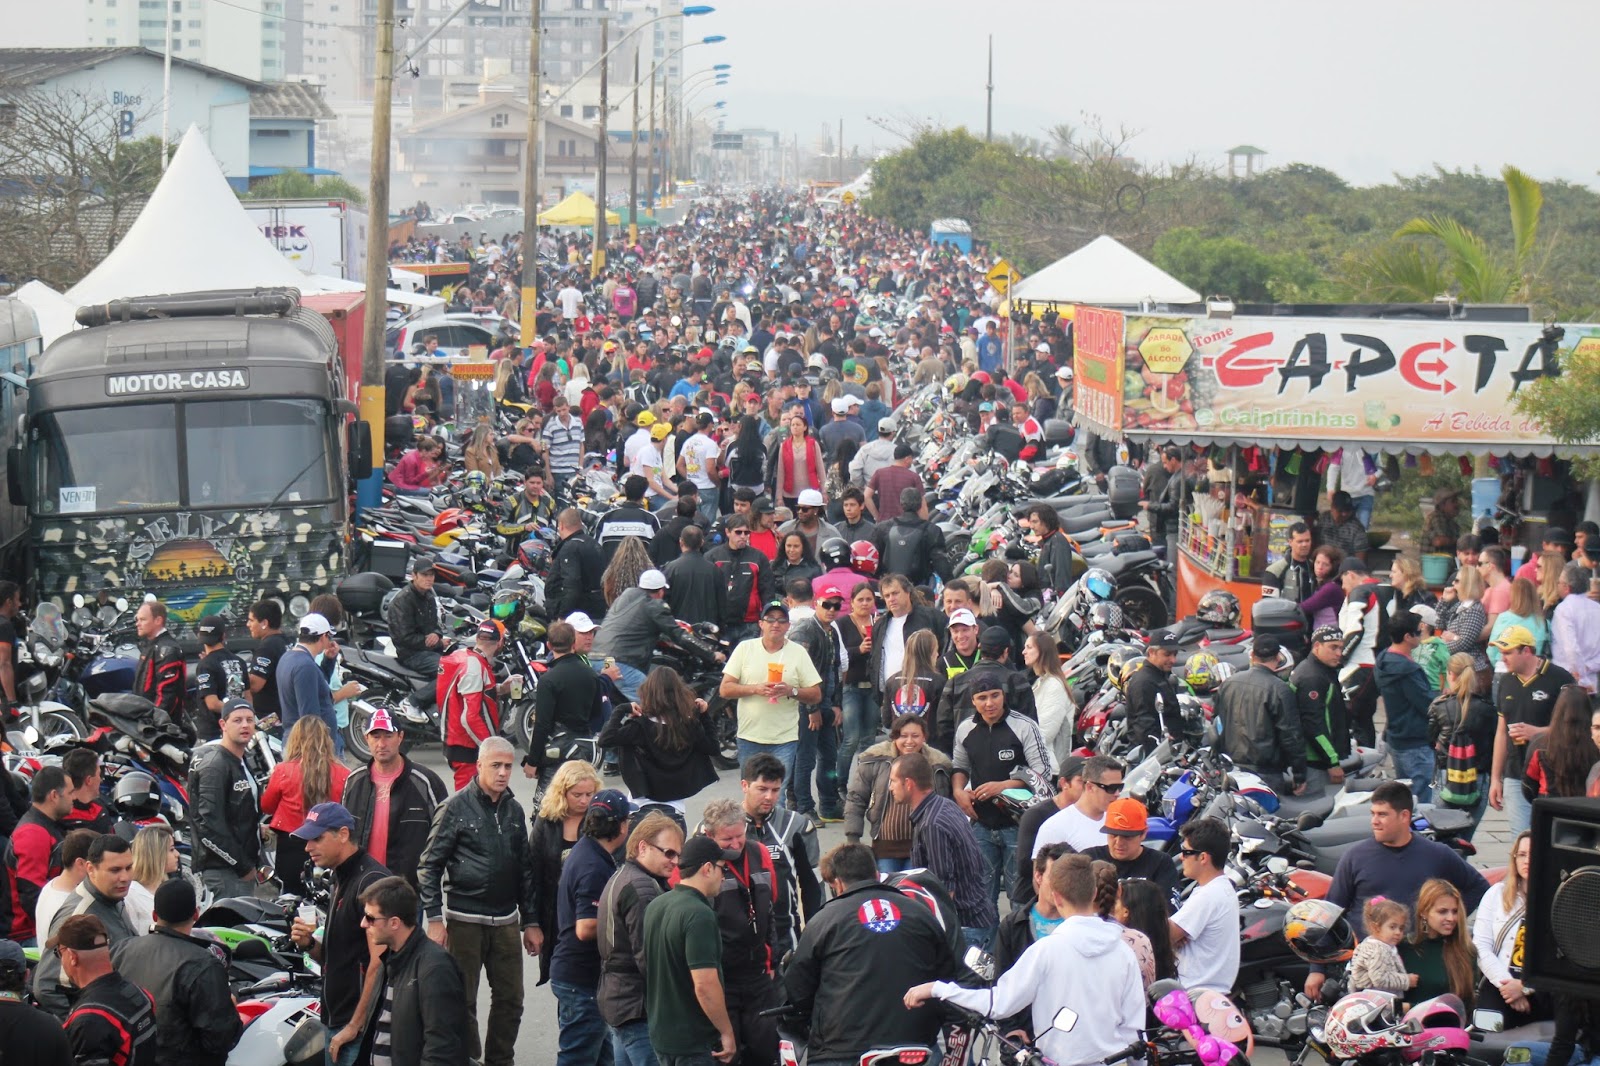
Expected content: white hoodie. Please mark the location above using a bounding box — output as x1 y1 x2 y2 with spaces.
933 915 1143 1066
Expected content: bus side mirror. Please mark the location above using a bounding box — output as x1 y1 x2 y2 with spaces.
348 421 373 481
6 445 23 506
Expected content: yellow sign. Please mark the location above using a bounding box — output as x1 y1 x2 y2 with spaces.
986 258 1022 294
1138 327 1193 374
841 190 857 205
1573 336 1600 359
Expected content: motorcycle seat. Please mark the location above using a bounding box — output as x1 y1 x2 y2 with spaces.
1420 807 1473 835
1299 816 1374 849
1061 511 1114 534
1098 550 1158 576
1272 789 1336 822
1037 494 1107 512
1342 777 1384 793
349 648 432 683
1080 540 1115 557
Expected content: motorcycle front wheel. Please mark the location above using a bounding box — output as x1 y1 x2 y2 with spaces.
37 708 87 741
1115 584 1169 631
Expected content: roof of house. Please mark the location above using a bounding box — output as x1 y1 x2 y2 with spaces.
401 96 596 138
250 80 335 121
1226 144 1267 156
0 47 260 89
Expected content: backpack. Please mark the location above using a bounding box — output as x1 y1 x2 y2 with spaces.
1435 697 1480 809
883 520 928 582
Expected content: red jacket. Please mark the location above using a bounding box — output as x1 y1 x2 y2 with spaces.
3 807 64 940
261 758 352 832
439 648 501 751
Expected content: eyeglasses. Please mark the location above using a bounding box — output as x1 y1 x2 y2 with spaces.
1179 847 1203 858
1089 780 1125 794
819 601 842 610
643 840 681 863
360 912 391 925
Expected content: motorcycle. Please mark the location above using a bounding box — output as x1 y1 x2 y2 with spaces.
9 602 88 740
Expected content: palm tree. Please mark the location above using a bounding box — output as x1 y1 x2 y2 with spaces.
1336 165 1543 303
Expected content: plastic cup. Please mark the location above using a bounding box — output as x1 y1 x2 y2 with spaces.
297 903 318 929
766 662 784 703
509 674 524 700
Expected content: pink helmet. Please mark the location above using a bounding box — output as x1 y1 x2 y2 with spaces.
1323 992 1470 1063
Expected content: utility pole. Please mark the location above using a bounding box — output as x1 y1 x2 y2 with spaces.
357 0 395 516
628 46 640 245
519 0 541 345
645 66 656 211
837 116 842 182
592 16 609 277
985 35 993 143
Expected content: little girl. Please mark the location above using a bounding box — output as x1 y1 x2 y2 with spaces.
1350 897 1417 996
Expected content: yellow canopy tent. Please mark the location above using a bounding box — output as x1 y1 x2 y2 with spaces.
538 191 620 227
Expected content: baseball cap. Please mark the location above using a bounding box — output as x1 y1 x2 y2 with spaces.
878 415 898 434
980 626 1011 652
221 696 254 719
1058 754 1087 783
651 423 671 441
948 608 978 628
797 488 825 508
635 410 657 427
588 789 635 820
979 401 995 413
47 914 110 952
1545 526 1574 547
831 396 851 414
411 556 438 576
1410 604 1441 627
298 613 333 638
1035 342 1051 353
1310 625 1343 646
761 599 790 619
153 878 198 925
678 835 724 872
817 586 844 603
197 615 227 641
1337 557 1370 576
291 801 359 840
477 619 506 642
566 611 598 633
1055 365 1073 379
639 569 669 591
1490 625 1538 651
753 496 776 515
1101 797 1150 837
1252 635 1282 660
366 707 398 734
1147 632 1181 651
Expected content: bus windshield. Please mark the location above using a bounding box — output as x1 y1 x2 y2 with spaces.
34 398 334 516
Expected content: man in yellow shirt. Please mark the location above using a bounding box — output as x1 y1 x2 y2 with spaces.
719 600 823 791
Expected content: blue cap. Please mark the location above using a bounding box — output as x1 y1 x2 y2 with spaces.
589 789 636 820
290 802 359 840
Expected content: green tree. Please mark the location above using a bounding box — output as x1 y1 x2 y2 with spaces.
1513 335 1600 477
862 127 988 232
1152 227 1318 301
242 170 366 206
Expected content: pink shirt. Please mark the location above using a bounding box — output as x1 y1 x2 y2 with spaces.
1482 579 1512 618
366 761 405 866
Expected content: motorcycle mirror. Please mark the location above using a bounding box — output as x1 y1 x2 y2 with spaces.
1266 857 1290 875
115 597 129 612
1050 1007 1079 1035
1295 859 1316 870
72 593 85 609
1472 1010 1505 1033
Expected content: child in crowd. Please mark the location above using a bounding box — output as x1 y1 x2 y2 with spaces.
1350 897 1417 997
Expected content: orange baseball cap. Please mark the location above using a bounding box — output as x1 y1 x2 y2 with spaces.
1101 797 1149 837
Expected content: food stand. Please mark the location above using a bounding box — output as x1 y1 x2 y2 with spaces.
1072 306 1600 618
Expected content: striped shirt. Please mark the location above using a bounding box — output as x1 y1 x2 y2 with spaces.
371 982 395 1066
542 414 583 475
908 791 997 929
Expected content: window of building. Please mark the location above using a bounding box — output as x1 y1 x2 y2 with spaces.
188 19 199 27
559 104 573 118
490 111 508 128
258 129 291 137
581 105 598 120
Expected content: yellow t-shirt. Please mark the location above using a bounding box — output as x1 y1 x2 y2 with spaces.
723 637 823 745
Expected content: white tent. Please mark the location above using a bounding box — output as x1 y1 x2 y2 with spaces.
66 126 328 307
1010 234 1201 307
13 281 77 348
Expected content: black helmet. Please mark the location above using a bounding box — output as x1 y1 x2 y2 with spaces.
112 771 163 821
1196 589 1242 627
818 537 851 571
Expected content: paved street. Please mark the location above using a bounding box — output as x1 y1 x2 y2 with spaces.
406 745 1513 1066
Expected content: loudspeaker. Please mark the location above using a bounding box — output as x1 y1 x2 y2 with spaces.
1523 795 1600 997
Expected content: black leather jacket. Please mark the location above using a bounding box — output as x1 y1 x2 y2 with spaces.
547 531 608 620
187 743 260 875
1035 530 1077 596
1123 659 1181 753
64 973 157 1066
360 926 471 1066
705 543 775 628
136 630 187 724
114 926 241 1066
386 582 441 657
417 779 537 925
1215 664 1307 782
342 756 450 888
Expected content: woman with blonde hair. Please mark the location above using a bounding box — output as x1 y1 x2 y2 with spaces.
1535 548 1565 612
1488 578 1549 664
528 760 603 983
1472 832 1546 1026
465 421 501 477
1389 556 1435 612
1439 565 1490 680
1427 652 1496 835
124 825 180 932
602 536 654 606
261 716 349 894
880 629 945 736
1402 879 1479 1006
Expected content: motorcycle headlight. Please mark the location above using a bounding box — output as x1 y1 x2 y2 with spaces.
288 595 312 620
1162 795 1177 821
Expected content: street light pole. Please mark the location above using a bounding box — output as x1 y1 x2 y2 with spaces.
519 0 540 344
645 65 656 211
628 46 640 245
592 15 609 278
357 0 396 516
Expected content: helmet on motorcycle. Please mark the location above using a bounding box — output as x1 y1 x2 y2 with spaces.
411 414 428 436
818 538 851 571
1195 589 1241 626
1086 601 1124 633
849 539 880 577
433 508 470 537
1210 661 1235 686
1184 651 1221 693
516 538 551 574
112 771 163 821
1081 567 1115 603
491 589 524 626
1105 644 1143 693
1118 657 1146 693
1283 899 1356 965
1322 991 1411 1060
464 470 488 494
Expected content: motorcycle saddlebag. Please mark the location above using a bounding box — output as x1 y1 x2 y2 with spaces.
1250 596 1310 657
338 571 396 616
1106 465 1143 520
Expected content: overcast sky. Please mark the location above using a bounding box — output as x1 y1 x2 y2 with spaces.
698 0 1600 188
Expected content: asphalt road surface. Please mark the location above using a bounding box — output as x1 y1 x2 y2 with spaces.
403 745 1513 1066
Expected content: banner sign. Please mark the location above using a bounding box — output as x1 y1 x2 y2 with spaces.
1072 305 1125 437
1113 312 1599 449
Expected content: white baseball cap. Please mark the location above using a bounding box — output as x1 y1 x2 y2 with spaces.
949 608 978 628
1035 343 1051 353
1055 365 1073 379
298 613 333 637
831 396 852 414
639 570 669 591
797 488 825 508
566 611 598 633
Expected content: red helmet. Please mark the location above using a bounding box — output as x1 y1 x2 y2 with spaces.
433 508 470 536
850 539 879 577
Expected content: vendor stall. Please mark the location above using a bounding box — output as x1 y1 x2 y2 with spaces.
1072 305 1600 618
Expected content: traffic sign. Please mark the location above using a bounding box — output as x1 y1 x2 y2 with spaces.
986 258 1021 294
1138 327 1193 374
841 190 856 205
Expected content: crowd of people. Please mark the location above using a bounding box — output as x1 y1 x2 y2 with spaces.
3 190 1599 1066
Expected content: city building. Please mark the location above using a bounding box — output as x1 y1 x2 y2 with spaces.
0 0 286 81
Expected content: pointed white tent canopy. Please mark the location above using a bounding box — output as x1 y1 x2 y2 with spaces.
66 125 342 308
13 280 77 348
1010 234 1201 307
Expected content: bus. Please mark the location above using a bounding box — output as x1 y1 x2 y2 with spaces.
8 289 370 639
0 297 43 556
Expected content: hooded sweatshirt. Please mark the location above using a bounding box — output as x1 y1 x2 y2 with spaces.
1375 647 1432 749
932 915 1144 1066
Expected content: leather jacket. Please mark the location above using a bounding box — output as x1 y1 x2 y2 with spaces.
705 543 775 627
1215 664 1307 782
1123 660 1181 753
186 742 260 875
360 926 471 1066
137 630 187 723
342 756 449 888
592 587 717 672
114 926 240 1066
417 779 537 925
547 531 608 620
386 582 441 658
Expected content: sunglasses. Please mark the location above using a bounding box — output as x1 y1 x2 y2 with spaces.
360 911 394 925
1089 780 1125 794
819 601 842 610
1179 847 1203 858
644 840 681 862
762 617 790 626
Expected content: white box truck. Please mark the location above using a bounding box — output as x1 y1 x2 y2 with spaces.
244 199 368 281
